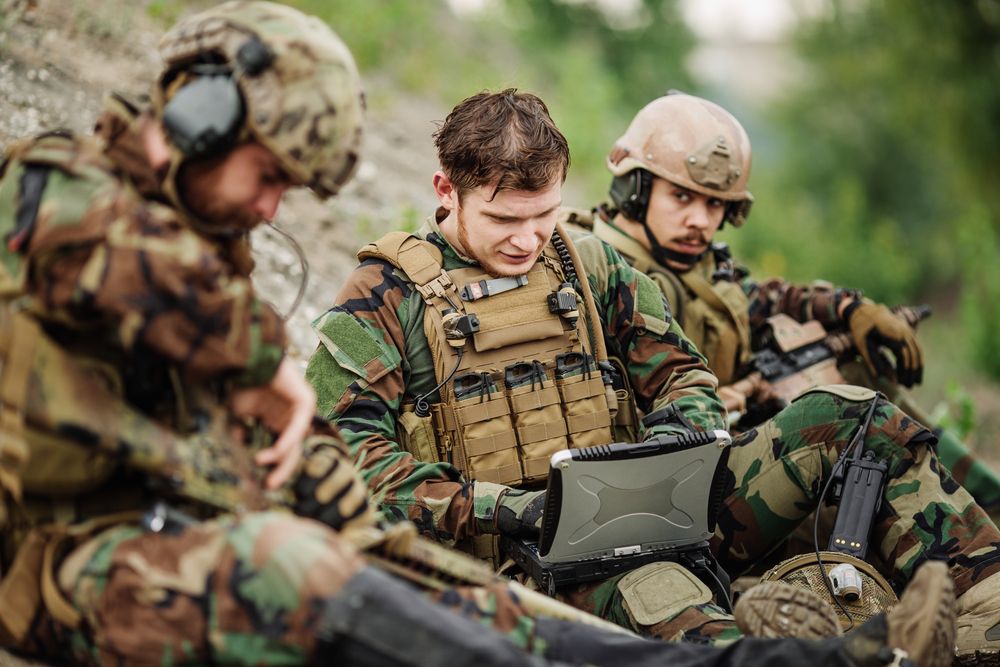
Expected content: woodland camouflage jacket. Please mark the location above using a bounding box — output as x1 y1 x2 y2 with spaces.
306 211 726 544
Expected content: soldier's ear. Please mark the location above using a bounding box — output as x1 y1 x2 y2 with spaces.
432 170 459 211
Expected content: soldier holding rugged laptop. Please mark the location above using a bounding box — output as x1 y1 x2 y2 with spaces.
306 89 1000 662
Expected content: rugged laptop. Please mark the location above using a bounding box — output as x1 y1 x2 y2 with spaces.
502 430 732 598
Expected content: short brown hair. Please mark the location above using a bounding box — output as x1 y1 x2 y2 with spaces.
433 88 570 198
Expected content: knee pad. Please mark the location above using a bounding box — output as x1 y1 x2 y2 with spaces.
793 384 877 404
617 561 713 628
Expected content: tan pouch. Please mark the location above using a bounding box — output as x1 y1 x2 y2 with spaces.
0 528 45 647
557 372 614 448
460 264 565 352
451 388 521 485
507 381 567 482
398 408 441 464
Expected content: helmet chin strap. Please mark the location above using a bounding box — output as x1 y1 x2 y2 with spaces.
640 220 704 268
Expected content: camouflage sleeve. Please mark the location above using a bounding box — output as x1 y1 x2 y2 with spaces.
305 259 482 543
743 275 858 333
576 236 726 432
0 156 285 386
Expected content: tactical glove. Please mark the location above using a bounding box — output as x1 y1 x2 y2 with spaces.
494 488 546 538
292 421 377 533
641 403 696 440
844 300 924 388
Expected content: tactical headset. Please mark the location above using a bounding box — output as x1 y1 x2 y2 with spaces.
161 36 274 159
609 167 754 268
609 168 704 268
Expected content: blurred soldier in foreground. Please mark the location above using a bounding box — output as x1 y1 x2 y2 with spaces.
562 91 1000 664
306 87 999 664
0 3 961 667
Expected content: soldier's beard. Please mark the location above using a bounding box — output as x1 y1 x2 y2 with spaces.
177 159 261 232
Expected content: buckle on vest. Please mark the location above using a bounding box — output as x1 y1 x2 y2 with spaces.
417 270 456 300
441 309 480 347
547 282 579 328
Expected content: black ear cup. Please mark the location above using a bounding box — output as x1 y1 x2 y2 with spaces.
162 73 245 157
608 169 652 223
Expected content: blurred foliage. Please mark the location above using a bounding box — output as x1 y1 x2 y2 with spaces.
931 381 977 441
287 0 693 195
731 0 1000 376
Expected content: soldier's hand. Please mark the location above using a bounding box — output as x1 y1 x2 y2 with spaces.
293 427 377 532
495 489 546 538
230 357 317 489
718 384 749 415
844 300 924 388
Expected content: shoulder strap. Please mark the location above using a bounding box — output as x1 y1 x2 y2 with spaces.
553 222 609 363
558 206 595 231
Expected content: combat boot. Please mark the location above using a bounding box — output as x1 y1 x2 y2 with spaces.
838 561 956 667
735 580 843 639
955 570 1000 666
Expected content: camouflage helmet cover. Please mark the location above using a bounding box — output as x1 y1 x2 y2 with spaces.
760 552 898 631
608 93 753 225
157 0 364 198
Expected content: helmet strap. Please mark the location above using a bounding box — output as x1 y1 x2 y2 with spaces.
641 222 704 268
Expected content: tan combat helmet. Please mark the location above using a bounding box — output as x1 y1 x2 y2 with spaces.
608 92 753 227
154 0 364 227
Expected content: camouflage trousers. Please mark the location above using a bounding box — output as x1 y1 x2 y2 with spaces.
840 360 1000 511
557 388 1000 646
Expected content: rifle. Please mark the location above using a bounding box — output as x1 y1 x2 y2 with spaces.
725 305 931 427
346 523 636 636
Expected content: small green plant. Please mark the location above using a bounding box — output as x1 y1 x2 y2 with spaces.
930 380 977 441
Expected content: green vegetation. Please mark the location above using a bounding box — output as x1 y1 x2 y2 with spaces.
735 1 1000 378
288 0 693 195
152 0 999 391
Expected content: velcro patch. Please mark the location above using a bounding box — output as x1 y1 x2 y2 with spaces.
617 561 713 627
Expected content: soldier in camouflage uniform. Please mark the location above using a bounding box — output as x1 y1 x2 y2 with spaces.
0 4 957 667
560 91 1000 663
306 88 1000 659
571 92 1000 515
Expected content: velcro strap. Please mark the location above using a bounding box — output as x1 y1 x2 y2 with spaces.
465 431 517 458
455 397 509 425
510 386 561 412
0 409 27 502
566 410 612 434
516 420 568 443
560 376 606 402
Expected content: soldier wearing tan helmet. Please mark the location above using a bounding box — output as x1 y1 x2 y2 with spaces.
564 91 1000 664
0 8 962 664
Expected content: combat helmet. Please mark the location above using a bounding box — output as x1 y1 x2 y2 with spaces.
607 92 753 266
759 551 899 632
154 0 364 231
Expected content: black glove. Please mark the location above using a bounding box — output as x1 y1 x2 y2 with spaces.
494 489 546 538
293 430 376 532
844 300 924 388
